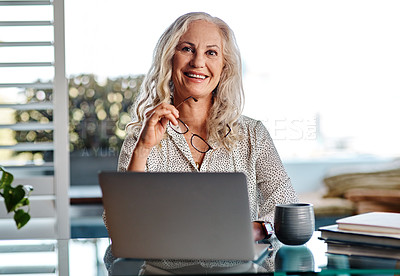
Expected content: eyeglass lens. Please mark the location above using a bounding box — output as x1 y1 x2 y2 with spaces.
191 134 212 153
169 119 189 134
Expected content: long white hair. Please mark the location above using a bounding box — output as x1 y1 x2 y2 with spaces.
128 12 244 150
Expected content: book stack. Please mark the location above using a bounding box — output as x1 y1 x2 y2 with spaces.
318 212 400 260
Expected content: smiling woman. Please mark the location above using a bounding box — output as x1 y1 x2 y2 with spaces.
102 12 298 273
126 12 244 164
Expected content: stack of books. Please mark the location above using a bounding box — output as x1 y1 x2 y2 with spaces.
318 212 400 260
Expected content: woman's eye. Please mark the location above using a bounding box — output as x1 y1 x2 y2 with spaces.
182 47 193 53
207 50 218 56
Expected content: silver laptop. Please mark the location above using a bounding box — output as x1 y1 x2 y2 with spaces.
99 171 271 261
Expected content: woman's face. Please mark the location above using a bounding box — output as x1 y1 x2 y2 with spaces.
172 20 224 100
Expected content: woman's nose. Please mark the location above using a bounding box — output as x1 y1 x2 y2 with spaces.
189 53 205 68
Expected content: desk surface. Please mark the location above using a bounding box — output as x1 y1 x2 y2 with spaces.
0 232 399 275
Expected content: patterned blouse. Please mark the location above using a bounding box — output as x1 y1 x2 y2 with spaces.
117 115 298 222
103 115 298 274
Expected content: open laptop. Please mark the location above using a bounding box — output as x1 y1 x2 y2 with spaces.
99 171 272 261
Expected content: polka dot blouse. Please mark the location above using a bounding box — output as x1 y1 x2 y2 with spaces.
117 115 298 223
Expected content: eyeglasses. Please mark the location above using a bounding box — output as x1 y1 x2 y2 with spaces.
169 96 213 153
170 117 213 153
169 96 231 154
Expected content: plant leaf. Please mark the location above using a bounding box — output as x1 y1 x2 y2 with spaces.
4 185 26 213
1 167 32 229
14 209 31 229
0 167 14 190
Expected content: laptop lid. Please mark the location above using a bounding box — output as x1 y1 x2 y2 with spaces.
99 171 256 261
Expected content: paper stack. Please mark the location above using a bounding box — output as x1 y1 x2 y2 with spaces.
318 212 400 260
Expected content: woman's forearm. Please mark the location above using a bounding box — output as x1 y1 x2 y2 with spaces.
127 143 152 171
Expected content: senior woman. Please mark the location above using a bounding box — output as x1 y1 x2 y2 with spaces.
104 11 298 273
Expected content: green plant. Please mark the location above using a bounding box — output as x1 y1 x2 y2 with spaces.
13 74 143 161
0 167 33 229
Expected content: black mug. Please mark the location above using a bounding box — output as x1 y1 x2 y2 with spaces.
274 203 315 245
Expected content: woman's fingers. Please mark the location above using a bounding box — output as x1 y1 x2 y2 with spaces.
159 117 169 129
146 103 179 126
139 102 179 148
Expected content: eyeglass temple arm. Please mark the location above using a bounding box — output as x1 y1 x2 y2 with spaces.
175 96 198 109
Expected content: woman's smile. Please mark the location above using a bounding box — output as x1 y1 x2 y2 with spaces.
185 73 207 79
184 71 208 81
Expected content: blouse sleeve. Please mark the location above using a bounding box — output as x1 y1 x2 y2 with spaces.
117 133 137 172
254 121 298 222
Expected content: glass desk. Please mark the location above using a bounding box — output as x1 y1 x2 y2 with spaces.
0 232 399 275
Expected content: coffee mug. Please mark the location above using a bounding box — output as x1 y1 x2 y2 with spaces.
274 203 315 245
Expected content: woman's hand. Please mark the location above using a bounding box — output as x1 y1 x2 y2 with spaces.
128 103 179 171
138 102 179 150
252 222 266 241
